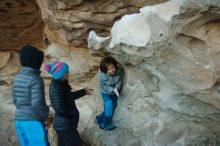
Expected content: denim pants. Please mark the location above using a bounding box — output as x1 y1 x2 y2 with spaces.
96 92 117 127
15 120 50 146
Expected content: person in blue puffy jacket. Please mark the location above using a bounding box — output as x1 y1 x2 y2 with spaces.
12 45 50 146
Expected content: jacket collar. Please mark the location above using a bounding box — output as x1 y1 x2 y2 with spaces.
53 79 72 90
21 67 41 75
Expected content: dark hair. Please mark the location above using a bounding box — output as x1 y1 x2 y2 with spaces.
100 56 118 73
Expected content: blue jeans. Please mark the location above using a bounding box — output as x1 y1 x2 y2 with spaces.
96 92 117 127
15 120 50 146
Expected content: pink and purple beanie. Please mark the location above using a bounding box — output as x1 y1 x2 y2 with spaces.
44 61 69 79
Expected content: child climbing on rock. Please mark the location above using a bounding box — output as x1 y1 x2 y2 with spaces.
45 61 92 146
95 56 123 130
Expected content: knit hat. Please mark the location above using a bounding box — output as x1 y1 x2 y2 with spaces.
19 45 44 70
44 61 69 79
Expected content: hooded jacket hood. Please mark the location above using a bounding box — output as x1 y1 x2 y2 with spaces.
19 45 44 70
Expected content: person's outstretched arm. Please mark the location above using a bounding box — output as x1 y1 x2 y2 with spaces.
71 89 86 100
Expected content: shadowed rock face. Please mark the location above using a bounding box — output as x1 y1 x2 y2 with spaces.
35 0 167 48
0 0 44 51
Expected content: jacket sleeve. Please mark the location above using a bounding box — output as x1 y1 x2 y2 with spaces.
115 78 123 91
31 79 49 121
99 72 114 93
115 68 123 90
71 89 86 100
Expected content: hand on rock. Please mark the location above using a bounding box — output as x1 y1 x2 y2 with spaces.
113 88 119 97
85 88 93 95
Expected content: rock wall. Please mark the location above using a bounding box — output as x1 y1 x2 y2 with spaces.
0 0 44 51
1 0 220 146
87 0 220 145
0 52 20 145
36 0 167 48
0 1 44 144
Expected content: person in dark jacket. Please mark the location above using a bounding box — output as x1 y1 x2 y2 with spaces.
45 61 91 146
95 56 123 130
12 45 50 146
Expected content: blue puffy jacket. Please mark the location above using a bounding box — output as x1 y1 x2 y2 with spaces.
12 67 49 121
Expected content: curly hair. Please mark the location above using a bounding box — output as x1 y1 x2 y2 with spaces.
99 56 118 73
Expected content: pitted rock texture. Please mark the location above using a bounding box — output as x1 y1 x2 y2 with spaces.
36 0 167 48
87 0 220 145
1 0 220 146
0 0 44 51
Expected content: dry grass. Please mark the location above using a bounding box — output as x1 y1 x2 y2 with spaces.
47 125 57 146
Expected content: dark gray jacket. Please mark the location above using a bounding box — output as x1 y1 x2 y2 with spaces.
12 67 49 121
49 79 86 130
99 65 123 95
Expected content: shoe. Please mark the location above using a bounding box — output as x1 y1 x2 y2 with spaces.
94 119 104 129
102 123 116 131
